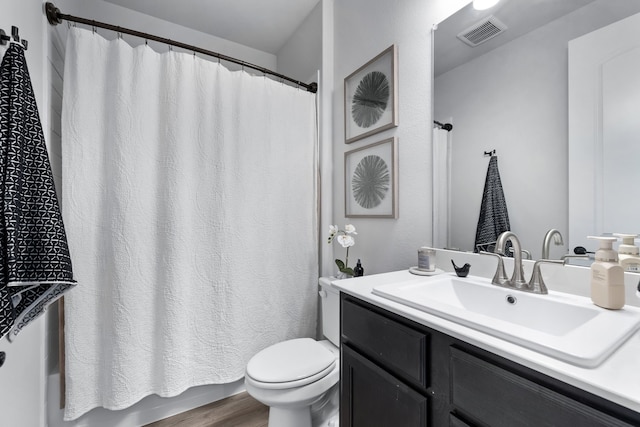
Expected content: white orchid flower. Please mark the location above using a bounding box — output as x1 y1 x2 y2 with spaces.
328 223 359 276
337 234 355 248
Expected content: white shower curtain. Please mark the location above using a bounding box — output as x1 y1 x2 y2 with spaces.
432 127 451 249
61 27 318 420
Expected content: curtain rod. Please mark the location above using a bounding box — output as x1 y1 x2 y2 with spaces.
434 120 453 131
44 2 318 93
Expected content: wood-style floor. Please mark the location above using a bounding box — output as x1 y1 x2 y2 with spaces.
145 392 269 427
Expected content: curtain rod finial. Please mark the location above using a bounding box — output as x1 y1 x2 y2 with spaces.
45 3 63 26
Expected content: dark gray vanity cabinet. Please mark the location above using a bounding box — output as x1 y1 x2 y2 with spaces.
340 293 640 427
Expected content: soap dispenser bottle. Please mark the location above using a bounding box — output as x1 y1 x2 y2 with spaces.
353 259 364 277
613 233 640 272
588 236 625 309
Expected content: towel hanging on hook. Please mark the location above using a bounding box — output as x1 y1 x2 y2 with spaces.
0 39 75 340
474 155 510 253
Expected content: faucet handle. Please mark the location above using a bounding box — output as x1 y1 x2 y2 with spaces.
528 259 563 294
480 251 509 286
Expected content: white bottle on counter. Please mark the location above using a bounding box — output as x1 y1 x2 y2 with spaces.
613 233 640 272
588 236 625 310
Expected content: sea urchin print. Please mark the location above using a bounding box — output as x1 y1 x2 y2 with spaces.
352 155 390 209
351 71 390 129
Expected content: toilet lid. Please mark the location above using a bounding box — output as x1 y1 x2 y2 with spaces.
246 338 336 386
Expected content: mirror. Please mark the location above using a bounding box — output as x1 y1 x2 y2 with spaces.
433 0 640 260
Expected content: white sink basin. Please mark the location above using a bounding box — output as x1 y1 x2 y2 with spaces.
372 274 640 368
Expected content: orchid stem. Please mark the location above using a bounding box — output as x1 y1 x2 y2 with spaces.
345 247 349 270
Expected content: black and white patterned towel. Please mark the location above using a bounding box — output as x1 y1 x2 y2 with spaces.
0 43 76 341
474 155 511 253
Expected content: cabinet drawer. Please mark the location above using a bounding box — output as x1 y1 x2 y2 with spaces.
342 297 428 387
450 347 634 427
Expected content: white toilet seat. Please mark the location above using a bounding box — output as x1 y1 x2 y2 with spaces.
246 338 336 390
246 361 336 390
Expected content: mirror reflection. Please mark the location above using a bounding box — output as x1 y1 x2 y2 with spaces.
433 0 640 261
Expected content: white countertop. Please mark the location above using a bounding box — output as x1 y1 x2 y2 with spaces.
332 269 640 414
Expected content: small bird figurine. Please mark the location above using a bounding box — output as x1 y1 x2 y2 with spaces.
451 260 470 277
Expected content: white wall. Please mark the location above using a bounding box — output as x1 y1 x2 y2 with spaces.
0 1 47 425
328 0 469 276
277 1 322 84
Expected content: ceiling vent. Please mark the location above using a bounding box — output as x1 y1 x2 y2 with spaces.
457 16 507 47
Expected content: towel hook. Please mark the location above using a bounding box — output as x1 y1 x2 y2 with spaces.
1 27 28 50
11 26 20 43
484 149 496 157
0 29 9 46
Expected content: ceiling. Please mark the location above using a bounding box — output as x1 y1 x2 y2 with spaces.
103 0 321 54
434 0 598 76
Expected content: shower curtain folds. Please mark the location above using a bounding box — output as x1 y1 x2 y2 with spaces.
61 27 318 420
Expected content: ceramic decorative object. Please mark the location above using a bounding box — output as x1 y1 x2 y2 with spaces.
451 260 471 277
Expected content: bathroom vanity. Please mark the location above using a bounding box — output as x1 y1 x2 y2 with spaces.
334 270 640 427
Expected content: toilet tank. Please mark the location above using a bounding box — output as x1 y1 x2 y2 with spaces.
319 277 340 346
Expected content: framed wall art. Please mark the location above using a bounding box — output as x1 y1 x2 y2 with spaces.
344 45 398 144
345 137 398 218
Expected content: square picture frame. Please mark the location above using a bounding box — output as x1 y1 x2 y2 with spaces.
344 45 398 144
345 137 398 218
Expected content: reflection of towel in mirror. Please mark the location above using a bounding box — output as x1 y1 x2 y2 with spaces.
474 156 510 253
0 43 76 341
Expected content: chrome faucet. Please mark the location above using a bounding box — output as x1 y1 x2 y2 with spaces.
483 231 563 294
542 228 564 259
479 251 509 286
509 247 532 260
494 231 527 289
528 259 563 294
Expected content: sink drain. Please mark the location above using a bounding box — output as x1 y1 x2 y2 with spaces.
505 295 517 305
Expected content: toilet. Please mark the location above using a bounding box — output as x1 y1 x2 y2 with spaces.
244 277 340 427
